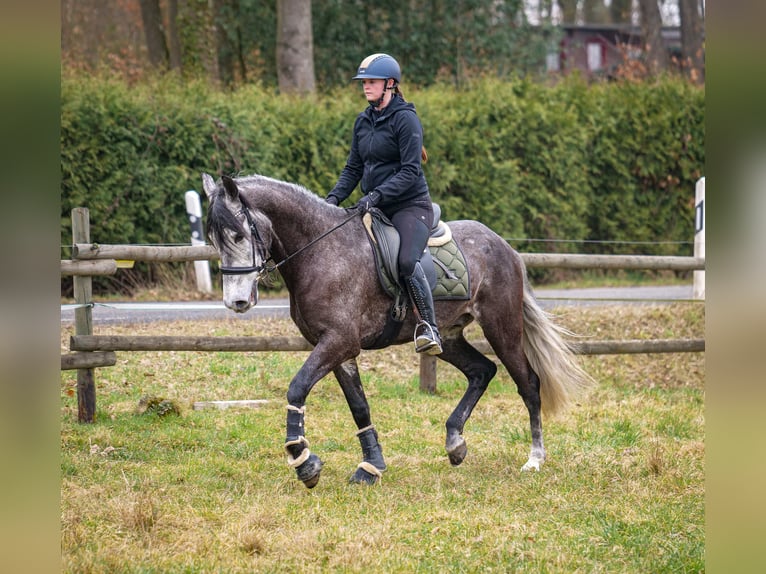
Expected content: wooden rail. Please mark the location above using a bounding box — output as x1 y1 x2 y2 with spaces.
71 335 704 355
62 207 706 420
68 242 705 271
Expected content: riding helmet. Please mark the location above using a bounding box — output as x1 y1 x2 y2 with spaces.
352 53 401 83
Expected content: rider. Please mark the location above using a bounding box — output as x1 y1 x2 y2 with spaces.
326 53 442 355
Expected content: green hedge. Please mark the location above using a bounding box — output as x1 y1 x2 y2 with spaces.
61 74 704 287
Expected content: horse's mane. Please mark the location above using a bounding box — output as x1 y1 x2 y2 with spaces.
205 193 245 251
234 174 326 208
205 173 327 255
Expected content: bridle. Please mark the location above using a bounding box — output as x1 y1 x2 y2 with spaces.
218 201 359 279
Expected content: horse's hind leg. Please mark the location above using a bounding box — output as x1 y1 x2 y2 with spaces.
439 335 498 466
334 360 387 485
482 323 545 471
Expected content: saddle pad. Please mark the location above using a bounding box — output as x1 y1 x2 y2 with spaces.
429 240 470 300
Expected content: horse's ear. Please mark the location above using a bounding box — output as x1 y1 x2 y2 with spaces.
201 173 217 199
221 175 239 201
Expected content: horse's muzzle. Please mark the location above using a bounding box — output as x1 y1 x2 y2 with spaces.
231 300 252 313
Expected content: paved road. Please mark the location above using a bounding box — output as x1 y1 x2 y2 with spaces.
61 285 695 326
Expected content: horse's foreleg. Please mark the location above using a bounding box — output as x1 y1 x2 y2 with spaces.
285 405 323 488
439 338 498 466
284 349 340 489
334 361 386 485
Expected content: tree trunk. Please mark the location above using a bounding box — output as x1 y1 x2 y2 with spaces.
638 0 668 75
276 0 316 94
558 0 578 24
679 0 705 83
138 0 169 69
609 0 633 24
167 0 183 71
213 0 236 87
583 0 608 24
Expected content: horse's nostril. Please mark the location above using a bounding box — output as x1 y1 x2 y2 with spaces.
233 300 249 312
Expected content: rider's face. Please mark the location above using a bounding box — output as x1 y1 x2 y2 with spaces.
361 79 386 102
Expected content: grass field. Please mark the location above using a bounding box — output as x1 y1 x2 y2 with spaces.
60 303 704 573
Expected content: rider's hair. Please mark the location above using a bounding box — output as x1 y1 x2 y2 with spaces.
392 84 428 164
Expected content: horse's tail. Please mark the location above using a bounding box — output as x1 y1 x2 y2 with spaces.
521 268 593 417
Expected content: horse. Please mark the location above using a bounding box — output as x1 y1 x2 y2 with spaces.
202 173 592 488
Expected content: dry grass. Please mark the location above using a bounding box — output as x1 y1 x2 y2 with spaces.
60 302 704 573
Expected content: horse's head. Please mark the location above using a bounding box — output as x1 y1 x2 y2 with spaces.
202 173 272 313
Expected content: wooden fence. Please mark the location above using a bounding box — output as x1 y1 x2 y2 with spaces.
61 207 705 422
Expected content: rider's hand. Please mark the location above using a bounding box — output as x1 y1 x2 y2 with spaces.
325 195 339 206
354 191 380 213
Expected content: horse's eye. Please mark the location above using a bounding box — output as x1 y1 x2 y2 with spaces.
233 233 245 243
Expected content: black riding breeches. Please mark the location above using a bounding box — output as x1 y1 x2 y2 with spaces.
388 203 433 279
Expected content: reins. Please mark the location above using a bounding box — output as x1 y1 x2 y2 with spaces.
219 203 358 278
265 210 359 274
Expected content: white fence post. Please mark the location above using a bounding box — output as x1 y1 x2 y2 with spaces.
693 177 705 300
185 190 213 294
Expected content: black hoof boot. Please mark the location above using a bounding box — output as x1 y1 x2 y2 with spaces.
349 426 386 485
295 453 323 489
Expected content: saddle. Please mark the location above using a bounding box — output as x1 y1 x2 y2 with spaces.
361 205 470 349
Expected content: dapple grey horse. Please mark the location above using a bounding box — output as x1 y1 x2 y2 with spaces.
203 173 591 488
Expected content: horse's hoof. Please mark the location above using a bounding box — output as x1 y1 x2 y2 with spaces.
349 467 381 485
446 437 468 466
521 458 542 472
296 453 323 488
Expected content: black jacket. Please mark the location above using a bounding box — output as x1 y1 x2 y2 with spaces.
328 94 430 211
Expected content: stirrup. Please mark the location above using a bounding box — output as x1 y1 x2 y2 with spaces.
414 321 442 355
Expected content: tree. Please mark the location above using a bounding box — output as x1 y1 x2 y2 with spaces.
138 0 169 69
166 0 182 71
638 0 668 75
276 0 315 94
679 0 704 83
558 0 578 24
608 0 633 24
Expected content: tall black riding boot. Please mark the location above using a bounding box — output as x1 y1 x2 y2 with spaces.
404 262 443 355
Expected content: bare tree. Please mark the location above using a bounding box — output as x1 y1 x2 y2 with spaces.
277 0 315 93
679 0 704 83
138 0 169 69
638 0 668 75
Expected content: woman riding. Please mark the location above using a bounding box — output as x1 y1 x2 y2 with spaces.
326 53 442 355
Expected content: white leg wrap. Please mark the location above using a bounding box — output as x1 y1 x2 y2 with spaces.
287 448 311 468
356 461 383 480
285 435 310 468
356 424 375 435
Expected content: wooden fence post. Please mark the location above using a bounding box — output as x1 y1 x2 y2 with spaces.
419 355 437 393
72 208 96 422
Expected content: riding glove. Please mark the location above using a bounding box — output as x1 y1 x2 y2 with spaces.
325 196 339 206
355 191 381 213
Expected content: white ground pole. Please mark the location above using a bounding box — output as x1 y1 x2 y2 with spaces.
693 177 705 300
185 190 213 293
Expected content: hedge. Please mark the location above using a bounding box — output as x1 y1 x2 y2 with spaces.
61 73 704 288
